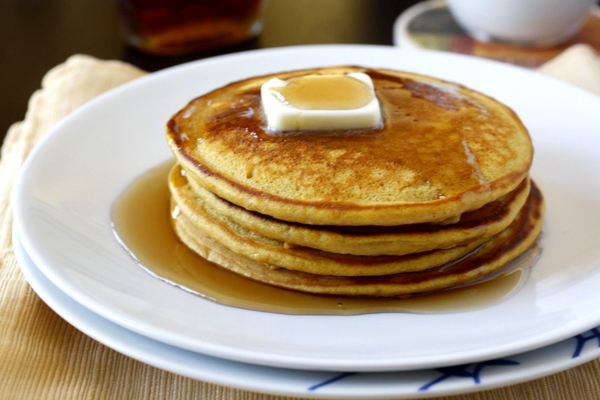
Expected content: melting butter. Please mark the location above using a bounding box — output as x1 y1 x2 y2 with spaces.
272 74 372 110
261 73 382 132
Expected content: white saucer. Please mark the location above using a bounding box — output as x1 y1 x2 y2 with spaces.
14 229 600 398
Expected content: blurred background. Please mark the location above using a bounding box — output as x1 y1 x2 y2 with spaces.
0 0 424 141
1 0 598 143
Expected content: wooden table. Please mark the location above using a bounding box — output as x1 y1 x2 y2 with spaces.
0 0 421 144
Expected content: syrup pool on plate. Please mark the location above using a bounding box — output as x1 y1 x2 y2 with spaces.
111 161 538 315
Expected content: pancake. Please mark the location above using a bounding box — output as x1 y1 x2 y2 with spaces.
171 181 544 297
164 65 544 300
170 165 493 276
174 165 531 256
167 66 533 226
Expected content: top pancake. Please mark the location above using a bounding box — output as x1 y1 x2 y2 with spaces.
167 66 533 226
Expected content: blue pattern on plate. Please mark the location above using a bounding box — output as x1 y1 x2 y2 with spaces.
572 327 600 358
418 359 519 391
308 326 600 393
308 372 356 391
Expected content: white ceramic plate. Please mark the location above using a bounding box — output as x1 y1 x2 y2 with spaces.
14 230 600 399
13 45 600 372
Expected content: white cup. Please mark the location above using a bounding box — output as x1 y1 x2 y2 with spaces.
446 0 596 47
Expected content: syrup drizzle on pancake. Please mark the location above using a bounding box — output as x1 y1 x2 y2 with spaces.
199 71 493 198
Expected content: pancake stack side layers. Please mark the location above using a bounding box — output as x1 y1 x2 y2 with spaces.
166 66 544 297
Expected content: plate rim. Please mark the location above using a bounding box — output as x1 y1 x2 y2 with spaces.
14 227 600 398
13 44 600 372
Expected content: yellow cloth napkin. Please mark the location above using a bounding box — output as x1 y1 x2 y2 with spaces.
537 43 600 96
1 48 599 400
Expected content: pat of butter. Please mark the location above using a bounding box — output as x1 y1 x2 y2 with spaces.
261 73 382 131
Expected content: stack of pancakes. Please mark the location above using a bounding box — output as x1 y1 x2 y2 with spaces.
166 66 544 297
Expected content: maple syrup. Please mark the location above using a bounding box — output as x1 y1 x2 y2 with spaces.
111 161 538 315
270 75 374 110
113 0 264 56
